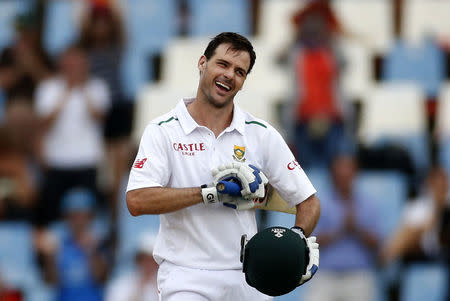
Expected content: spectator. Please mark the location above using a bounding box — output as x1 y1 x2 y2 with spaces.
79 3 132 221
0 97 38 221
34 44 110 225
303 154 380 301
381 166 450 264
105 232 159 301
0 12 54 104
34 188 110 301
283 0 354 169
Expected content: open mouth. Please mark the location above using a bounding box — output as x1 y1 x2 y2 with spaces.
215 81 231 92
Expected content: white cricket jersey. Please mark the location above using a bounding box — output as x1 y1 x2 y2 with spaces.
127 98 316 270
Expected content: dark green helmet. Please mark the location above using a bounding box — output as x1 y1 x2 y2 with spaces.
241 227 308 296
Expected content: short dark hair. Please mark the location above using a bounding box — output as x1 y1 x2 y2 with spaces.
203 32 256 74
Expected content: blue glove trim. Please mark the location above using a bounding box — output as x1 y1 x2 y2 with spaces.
248 164 262 193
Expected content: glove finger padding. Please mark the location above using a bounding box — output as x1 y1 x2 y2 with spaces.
212 162 268 200
223 197 257 210
299 236 320 285
234 163 267 199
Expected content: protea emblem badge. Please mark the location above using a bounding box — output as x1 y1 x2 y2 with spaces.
233 145 246 162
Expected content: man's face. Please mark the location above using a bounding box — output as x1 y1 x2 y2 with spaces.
197 43 250 108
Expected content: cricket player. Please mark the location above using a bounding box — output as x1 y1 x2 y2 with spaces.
126 32 320 300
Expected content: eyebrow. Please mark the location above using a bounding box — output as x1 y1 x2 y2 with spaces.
216 58 247 75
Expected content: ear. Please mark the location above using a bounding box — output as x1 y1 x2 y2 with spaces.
198 55 207 73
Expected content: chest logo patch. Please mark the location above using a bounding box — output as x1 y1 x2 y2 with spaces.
233 145 246 162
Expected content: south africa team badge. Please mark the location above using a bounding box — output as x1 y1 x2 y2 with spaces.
232 145 246 162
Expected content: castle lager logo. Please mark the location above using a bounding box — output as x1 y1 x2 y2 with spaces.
232 145 246 162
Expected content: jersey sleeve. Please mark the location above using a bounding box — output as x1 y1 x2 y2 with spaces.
127 124 171 191
262 127 316 207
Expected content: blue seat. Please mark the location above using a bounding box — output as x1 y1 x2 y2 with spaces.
42 0 79 56
356 171 409 301
382 38 445 99
120 47 153 100
125 0 177 53
400 263 448 301
0 0 33 50
265 168 331 229
187 0 251 36
355 171 408 240
115 174 160 273
0 222 41 293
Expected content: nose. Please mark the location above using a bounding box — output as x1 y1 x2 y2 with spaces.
223 67 234 80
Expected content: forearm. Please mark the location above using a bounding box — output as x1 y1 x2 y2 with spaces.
126 187 204 215
40 254 59 285
295 194 321 236
89 253 109 284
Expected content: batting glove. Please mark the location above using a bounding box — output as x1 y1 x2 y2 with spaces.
216 179 262 210
212 162 268 200
291 227 320 286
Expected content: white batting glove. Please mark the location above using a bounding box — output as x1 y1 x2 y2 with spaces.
201 184 221 205
212 162 268 200
291 227 320 286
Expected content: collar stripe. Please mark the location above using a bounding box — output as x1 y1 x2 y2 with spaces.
158 116 178 126
245 120 267 128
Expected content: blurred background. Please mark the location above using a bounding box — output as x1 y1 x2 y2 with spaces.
0 0 449 300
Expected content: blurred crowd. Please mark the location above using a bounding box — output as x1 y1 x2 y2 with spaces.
0 0 448 301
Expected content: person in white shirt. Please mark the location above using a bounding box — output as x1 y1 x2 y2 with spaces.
34 44 110 225
381 166 449 262
126 32 321 301
105 232 159 301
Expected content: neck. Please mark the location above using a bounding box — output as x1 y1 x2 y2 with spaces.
187 95 234 137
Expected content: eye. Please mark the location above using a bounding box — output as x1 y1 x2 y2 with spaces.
237 70 245 77
218 62 227 67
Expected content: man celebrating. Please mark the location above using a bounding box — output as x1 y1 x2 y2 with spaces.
126 32 320 300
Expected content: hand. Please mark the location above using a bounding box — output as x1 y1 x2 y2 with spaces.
200 179 254 209
291 227 320 286
212 162 268 200
216 179 261 210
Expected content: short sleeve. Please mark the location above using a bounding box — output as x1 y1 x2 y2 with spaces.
127 124 171 191
262 127 316 207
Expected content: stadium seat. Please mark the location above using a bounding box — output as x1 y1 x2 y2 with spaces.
437 83 450 175
338 38 375 102
400 263 448 301
187 0 251 37
120 47 154 100
0 0 33 50
132 83 196 143
403 0 450 45
382 37 445 99
355 171 408 239
0 222 41 298
124 0 177 53
355 171 408 301
258 0 307 48
42 0 81 56
358 83 429 173
160 37 209 90
115 175 160 275
265 168 331 229
332 0 394 53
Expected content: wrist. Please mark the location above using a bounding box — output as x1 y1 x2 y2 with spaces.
201 184 220 205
